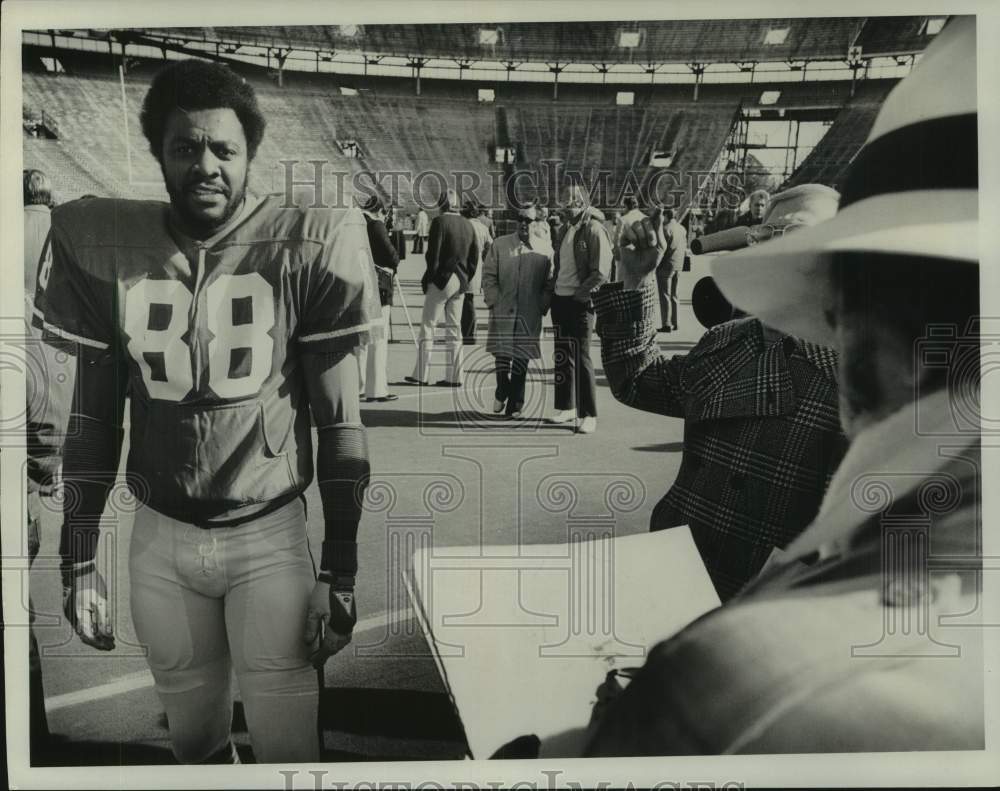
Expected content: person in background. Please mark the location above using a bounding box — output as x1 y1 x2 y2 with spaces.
22 168 65 758
482 205 555 419
548 185 612 435
482 208 496 238
655 207 686 334
734 188 769 229
463 198 493 346
604 209 623 282
596 184 846 600
529 204 552 248
357 193 399 402
407 189 478 387
547 211 563 238
414 206 429 254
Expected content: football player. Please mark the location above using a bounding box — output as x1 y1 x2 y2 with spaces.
32 59 380 763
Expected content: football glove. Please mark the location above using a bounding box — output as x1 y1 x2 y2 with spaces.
61 559 115 651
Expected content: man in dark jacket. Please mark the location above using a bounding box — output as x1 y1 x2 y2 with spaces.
548 185 612 434
408 190 478 386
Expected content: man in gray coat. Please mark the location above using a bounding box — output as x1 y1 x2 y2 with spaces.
482 206 555 418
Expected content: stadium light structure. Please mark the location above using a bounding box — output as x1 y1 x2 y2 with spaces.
764 26 790 45
759 89 782 105
618 30 641 48
920 17 947 36
479 28 500 46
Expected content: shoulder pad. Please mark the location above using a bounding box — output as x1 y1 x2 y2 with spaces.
52 198 168 249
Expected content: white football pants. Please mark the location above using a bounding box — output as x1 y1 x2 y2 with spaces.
129 498 319 763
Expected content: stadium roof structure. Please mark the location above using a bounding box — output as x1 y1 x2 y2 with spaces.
130 18 940 65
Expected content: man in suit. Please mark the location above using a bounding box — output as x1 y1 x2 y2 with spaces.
654 208 686 333
482 205 554 418
408 190 478 386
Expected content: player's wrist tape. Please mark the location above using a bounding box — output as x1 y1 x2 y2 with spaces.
59 522 101 571
317 570 356 589
61 558 96 581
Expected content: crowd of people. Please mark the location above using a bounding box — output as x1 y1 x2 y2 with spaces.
20 15 982 765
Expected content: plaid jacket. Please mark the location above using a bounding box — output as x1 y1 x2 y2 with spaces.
594 282 847 600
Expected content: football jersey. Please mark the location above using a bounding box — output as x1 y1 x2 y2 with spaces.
33 194 380 525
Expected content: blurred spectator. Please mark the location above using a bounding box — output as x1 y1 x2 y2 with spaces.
548 212 563 237
595 184 844 599
482 208 496 237
735 188 769 228
23 168 67 755
357 194 399 402
548 185 612 434
463 199 493 346
482 205 555 418
407 190 478 386
654 208 686 334
530 204 552 249
587 18 982 754
603 209 623 281
414 206 429 253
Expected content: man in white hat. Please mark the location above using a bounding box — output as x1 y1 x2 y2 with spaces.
585 15 982 754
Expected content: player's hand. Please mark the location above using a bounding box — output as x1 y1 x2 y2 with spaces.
62 560 115 651
304 579 356 669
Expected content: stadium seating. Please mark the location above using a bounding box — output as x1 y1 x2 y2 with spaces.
780 80 895 190
140 18 932 65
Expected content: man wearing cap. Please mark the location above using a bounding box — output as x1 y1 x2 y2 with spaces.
549 185 613 434
482 206 555 418
594 184 846 601
408 190 478 386
585 16 982 754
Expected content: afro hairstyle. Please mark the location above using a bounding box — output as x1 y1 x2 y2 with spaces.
140 59 266 162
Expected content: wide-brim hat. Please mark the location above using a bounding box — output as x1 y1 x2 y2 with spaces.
712 15 978 347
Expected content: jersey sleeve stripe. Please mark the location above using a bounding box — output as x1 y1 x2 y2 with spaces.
299 322 373 343
34 307 110 350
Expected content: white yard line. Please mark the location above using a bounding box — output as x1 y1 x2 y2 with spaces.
44 607 416 712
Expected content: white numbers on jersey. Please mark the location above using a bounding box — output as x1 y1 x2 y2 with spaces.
125 279 194 401
206 274 275 399
124 273 275 401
